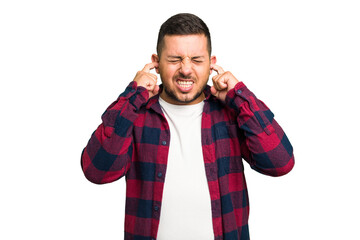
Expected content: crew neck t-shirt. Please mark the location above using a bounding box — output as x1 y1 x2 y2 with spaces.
156 97 214 239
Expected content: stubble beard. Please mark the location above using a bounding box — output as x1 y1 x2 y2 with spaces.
162 74 208 104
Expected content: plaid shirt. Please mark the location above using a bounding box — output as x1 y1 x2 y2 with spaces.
81 81 294 240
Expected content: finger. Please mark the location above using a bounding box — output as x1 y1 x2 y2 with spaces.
147 75 158 86
212 75 228 91
212 75 220 90
210 86 217 95
212 74 222 89
148 73 158 82
145 80 155 91
153 85 160 95
211 64 225 75
218 77 228 89
212 76 220 91
210 86 219 98
212 74 221 83
142 62 159 73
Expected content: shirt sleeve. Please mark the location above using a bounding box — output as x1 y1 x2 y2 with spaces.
225 82 295 176
81 81 149 184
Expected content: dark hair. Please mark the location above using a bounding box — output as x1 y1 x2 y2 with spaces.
156 13 212 58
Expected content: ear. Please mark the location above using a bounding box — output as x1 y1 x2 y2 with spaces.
210 55 217 74
151 54 160 74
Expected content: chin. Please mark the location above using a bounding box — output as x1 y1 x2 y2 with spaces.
176 92 204 104
162 83 206 104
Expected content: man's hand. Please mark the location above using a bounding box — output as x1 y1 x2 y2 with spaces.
210 64 239 102
133 62 160 98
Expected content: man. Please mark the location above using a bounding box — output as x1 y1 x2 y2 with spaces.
81 13 294 240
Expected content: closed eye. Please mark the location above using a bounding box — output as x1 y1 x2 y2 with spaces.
192 57 205 63
167 56 182 63
167 56 205 64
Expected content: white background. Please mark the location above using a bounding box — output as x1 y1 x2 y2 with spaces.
1 0 359 239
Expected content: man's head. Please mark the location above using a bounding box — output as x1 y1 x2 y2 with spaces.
156 13 212 58
152 13 217 105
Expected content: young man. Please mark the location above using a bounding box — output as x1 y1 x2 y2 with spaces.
81 13 294 240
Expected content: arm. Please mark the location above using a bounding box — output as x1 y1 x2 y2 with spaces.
211 65 294 177
81 81 149 184
226 82 294 176
81 62 159 184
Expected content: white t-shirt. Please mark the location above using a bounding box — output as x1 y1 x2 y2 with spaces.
157 97 214 240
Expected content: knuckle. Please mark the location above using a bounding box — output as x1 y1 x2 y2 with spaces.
226 71 233 77
150 75 157 81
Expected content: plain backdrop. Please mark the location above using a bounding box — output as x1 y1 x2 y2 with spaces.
1 0 359 239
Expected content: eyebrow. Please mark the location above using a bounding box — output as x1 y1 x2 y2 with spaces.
167 56 182 59
192 56 205 60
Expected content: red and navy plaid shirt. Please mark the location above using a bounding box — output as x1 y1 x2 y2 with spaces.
81 81 294 240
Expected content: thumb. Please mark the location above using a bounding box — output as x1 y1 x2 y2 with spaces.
152 85 160 96
210 86 218 97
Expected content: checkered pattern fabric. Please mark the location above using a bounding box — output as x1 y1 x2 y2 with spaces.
81 81 294 240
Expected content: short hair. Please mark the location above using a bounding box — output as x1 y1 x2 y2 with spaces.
156 13 212 58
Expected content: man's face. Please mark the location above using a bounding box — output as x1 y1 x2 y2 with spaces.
152 34 216 105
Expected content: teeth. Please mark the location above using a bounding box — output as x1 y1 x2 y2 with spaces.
178 80 193 88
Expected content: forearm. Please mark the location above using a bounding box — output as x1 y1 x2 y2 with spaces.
81 82 149 183
226 82 294 176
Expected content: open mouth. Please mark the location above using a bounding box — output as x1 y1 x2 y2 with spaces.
176 79 194 92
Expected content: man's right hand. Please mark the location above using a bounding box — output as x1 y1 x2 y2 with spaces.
133 62 160 98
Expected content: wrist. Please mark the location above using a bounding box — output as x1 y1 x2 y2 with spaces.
228 80 240 92
225 81 247 109
120 82 149 111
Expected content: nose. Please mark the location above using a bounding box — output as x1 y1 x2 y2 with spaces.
179 57 192 76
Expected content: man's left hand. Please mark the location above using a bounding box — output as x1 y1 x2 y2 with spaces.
210 64 239 102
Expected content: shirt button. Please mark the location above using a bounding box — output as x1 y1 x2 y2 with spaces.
162 141 167 145
157 172 163 178
237 89 242 95
154 205 159 211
